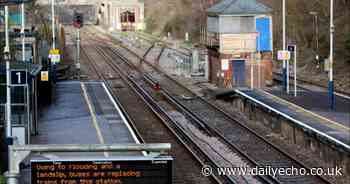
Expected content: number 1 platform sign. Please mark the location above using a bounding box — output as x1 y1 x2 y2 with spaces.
11 69 27 86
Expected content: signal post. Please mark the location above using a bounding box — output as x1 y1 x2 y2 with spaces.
73 12 84 79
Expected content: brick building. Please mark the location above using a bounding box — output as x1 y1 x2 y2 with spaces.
206 0 273 89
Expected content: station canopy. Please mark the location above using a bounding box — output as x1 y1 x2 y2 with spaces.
0 62 42 76
207 0 272 16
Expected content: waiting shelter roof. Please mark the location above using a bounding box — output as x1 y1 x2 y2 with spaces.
0 62 42 76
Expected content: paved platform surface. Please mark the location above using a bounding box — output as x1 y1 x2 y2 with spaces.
32 81 140 158
267 86 350 128
236 89 350 147
19 81 142 183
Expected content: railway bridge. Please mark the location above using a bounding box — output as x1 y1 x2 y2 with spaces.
97 0 145 31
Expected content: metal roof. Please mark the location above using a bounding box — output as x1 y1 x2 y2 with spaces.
0 62 42 76
0 31 38 38
108 0 144 6
207 0 272 16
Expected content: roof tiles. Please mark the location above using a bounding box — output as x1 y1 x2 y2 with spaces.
207 0 272 15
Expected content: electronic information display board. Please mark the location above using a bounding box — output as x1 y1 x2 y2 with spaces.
31 157 173 184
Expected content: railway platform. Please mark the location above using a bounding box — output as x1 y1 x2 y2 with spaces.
234 89 349 147
15 81 144 183
32 81 141 157
266 87 349 127
228 88 350 177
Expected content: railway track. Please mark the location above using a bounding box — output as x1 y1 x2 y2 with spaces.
80 34 220 184
86 28 334 184
82 30 279 183
89 44 236 183
98 44 279 184
123 29 192 57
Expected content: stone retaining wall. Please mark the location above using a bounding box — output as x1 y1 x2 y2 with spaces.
40 5 97 25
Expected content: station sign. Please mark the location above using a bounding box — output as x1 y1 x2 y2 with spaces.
11 70 27 85
49 49 61 64
31 157 173 184
277 50 291 60
221 59 229 70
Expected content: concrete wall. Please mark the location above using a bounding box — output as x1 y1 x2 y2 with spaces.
36 0 99 5
102 3 144 30
39 5 97 25
58 5 97 25
37 0 144 30
232 95 350 178
208 48 221 85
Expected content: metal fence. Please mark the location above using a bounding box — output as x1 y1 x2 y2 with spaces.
0 85 30 126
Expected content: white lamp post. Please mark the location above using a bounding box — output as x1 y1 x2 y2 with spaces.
329 0 335 109
51 0 56 49
309 11 319 66
4 6 12 138
21 4 26 62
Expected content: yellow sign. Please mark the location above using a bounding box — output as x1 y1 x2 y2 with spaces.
41 71 49 81
49 49 61 64
49 49 60 55
277 50 291 60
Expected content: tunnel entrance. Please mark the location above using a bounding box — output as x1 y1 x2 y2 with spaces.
120 11 135 31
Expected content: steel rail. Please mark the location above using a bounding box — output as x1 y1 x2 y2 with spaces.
102 38 333 184
93 44 230 184
144 75 280 184
97 43 278 184
80 34 224 183
80 43 145 144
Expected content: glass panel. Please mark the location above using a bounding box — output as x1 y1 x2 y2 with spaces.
11 86 26 104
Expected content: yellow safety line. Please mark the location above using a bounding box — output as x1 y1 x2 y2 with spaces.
81 82 110 157
259 90 350 132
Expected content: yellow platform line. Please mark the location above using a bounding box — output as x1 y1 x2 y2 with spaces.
260 90 350 132
81 82 109 157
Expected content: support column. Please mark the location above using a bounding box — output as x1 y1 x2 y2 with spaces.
282 0 287 91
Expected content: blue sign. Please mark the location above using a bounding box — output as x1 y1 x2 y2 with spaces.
287 45 296 52
11 70 27 85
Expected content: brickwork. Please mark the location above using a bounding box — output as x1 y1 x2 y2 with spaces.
208 48 273 89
